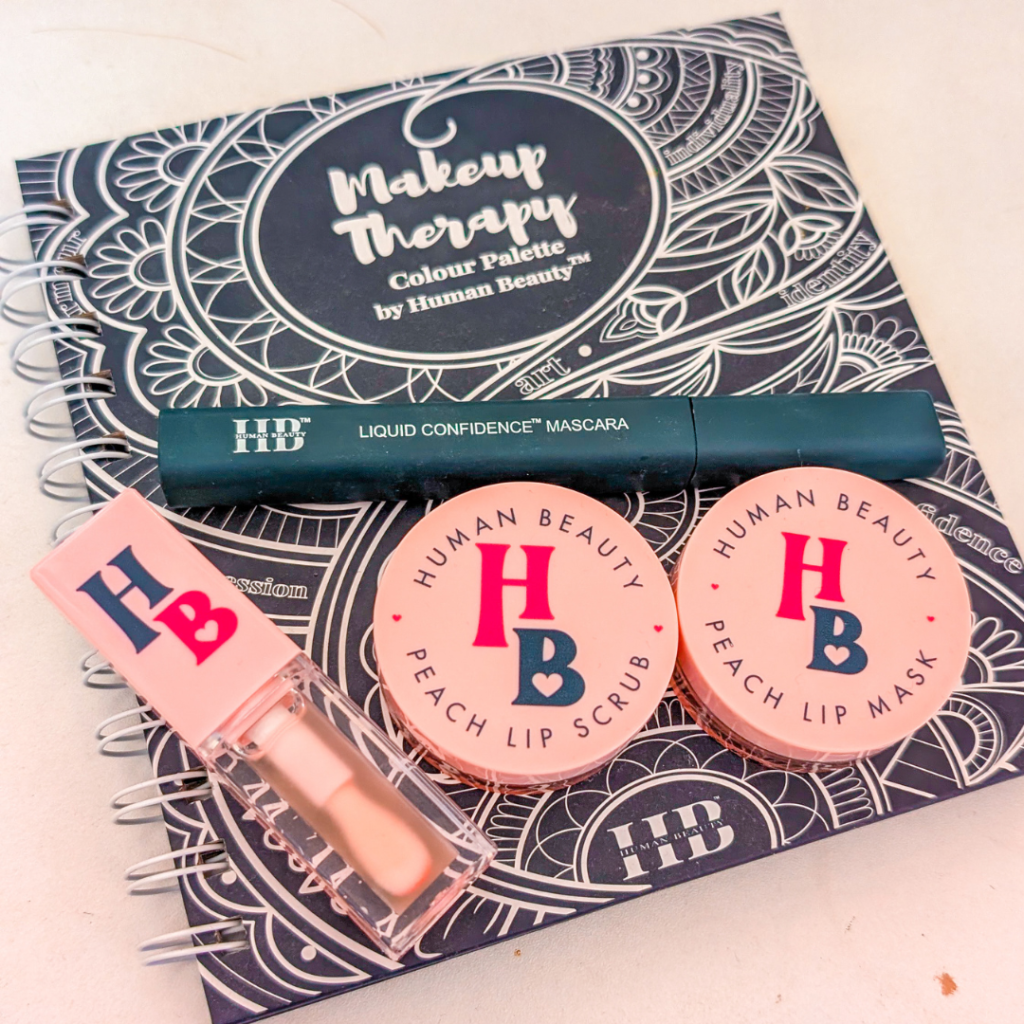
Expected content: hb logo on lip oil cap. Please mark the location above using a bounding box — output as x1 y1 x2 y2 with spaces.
77 544 237 664
30 487 304 751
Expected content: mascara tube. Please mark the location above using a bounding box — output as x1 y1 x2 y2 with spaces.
158 390 945 507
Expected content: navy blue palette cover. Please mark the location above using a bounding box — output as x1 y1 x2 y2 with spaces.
16 13 1024 1022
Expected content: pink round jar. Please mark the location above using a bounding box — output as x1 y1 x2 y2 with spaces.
374 482 679 792
673 467 972 771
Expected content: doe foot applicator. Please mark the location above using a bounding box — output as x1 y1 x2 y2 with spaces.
32 488 495 958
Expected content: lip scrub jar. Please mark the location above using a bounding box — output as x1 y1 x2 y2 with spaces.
673 467 971 771
374 482 679 792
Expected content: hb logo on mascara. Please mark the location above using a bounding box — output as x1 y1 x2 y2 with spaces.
232 417 309 454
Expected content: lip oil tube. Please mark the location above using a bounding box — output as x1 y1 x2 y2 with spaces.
31 488 495 958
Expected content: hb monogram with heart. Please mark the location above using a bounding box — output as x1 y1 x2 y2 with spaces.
78 547 238 666
775 532 869 676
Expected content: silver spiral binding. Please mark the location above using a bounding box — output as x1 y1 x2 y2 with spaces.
0 201 71 272
79 651 127 689
138 921 249 966
53 502 118 545
9 315 100 383
4 202 254 968
38 433 132 501
110 771 214 825
95 704 165 756
0 257 87 327
24 371 117 441
124 842 229 896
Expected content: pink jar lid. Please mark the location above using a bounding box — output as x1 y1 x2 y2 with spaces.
674 467 971 769
374 482 678 792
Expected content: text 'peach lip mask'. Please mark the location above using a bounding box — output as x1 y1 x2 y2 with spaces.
373 481 679 792
673 467 972 771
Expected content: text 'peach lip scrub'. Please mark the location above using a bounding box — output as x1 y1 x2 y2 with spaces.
31 488 494 959
672 467 972 771
373 481 679 792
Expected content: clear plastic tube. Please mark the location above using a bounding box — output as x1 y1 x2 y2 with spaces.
200 654 494 958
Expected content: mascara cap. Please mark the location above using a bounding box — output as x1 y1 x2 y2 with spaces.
31 489 299 747
691 390 946 485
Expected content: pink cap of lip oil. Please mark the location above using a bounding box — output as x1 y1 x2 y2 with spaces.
31 488 299 747
673 467 972 771
374 482 679 792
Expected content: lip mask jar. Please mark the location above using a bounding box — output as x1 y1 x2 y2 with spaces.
673 466 971 771
374 482 679 792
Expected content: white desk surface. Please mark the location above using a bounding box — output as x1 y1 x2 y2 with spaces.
2 2 1023 1021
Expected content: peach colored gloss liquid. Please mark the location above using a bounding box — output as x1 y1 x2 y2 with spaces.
242 693 456 913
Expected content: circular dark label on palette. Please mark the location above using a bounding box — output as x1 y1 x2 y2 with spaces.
578 772 779 885
246 85 662 361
